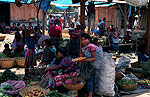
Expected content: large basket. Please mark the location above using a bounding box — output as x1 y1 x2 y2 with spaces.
0 36 6 41
0 58 15 68
62 76 86 91
19 85 50 97
133 73 143 79
118 83 137 91
16 57 25 67
115 71 124 81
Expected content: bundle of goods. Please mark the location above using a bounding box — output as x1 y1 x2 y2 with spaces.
136 80 150 89
19 85 49 97
117 79 137 91
0 69 20 83
71 57 86 62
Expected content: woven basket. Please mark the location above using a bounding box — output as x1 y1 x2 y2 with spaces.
0 58 15 68
0 36 6 41
118 83 137 91
19 85 50 97
16 57 25 67
62 76 86 91
115 71 124 81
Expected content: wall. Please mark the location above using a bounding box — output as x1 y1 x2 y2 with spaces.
95 6 121 29
10 3 43 21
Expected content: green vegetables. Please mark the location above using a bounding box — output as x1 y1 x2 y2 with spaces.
0 53 8 58
117 79 136 85
0 69 20 83
42 90 70 97
0 89 11 97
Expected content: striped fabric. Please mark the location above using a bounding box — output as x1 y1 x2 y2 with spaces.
25 49 36 68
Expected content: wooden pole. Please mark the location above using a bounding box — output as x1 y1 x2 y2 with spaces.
124 3 127 37
42 11 46 35
146 2 150 51
80 0 86 33
88 13 91 34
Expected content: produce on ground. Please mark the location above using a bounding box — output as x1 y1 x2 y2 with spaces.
117 79 136 85
42 90 70 97
136 80 150 89
0 82 13 92
0 69 20 83
0 89 11 97
27 88 45 97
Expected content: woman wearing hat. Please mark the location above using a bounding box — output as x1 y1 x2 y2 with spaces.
49 19 62 50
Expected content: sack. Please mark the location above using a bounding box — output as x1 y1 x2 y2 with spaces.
118 56 131 68
141 59 150 74
79 62 94 80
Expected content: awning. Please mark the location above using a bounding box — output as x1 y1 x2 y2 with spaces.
0 0 32 3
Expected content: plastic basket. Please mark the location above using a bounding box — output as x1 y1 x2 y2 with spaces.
0 58 15 68
62 76 86 91
16 57 25 67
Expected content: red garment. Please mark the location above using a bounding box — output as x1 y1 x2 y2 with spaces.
49 25 62 37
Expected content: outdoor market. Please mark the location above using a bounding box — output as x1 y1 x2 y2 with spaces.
0 0 150 97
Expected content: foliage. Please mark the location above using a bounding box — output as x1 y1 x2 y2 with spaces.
117 79 136 85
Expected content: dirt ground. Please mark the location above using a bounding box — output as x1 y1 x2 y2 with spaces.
0 32 150 97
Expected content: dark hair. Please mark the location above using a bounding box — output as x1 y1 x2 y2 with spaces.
57 47 68 57
70 22 74 27
17 23 20 26
54 19 59 25
110 28 115 32
81 33 91 39
15 33 21 41
103 17 106 21
13 23 16 25
4 43 9 48
29 22 32 25
99 19 101 22
44 39 52 46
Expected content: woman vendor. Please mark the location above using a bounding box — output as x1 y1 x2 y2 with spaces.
79 33 103 97
39 39 56 65
40 47 78 89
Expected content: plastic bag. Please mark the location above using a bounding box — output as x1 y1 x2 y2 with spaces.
118 56 131 68
95 52 115 96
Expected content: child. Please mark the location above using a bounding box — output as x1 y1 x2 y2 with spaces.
3 44 12 56
80 33 103 97
24 29 37 80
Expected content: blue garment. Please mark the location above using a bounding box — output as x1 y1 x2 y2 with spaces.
39 0 52 12
25 36 36 49
50 46 56 53
87 69 96 92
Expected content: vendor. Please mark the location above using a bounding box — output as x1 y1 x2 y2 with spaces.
79 33 103 97
39 39 56 65
40 47 77 88
11 32 24 56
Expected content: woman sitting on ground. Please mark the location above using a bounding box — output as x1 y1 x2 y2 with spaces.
40 47 78 89
39 39 56 65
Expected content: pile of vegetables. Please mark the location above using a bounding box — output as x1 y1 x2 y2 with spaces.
42 90 70 97
0 53 8 58
117 79 136 85
0 69 20 83
27 88 45 97
136 80 150 89
0 89 11 97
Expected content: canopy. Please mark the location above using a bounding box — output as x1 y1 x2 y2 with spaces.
51 0 116 10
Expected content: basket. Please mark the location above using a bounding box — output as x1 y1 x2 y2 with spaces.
62 76 86 91
0 36 6 41
118 83 137 91
131 62 140 68
30 81 40 86
16 57 25 67
115 71 124 81
19 85 50 97
0 58 15 68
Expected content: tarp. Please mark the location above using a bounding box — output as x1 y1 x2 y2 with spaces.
0 0 32 3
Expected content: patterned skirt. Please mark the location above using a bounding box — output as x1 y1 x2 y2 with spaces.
50 36 60 49
25 49 36 68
